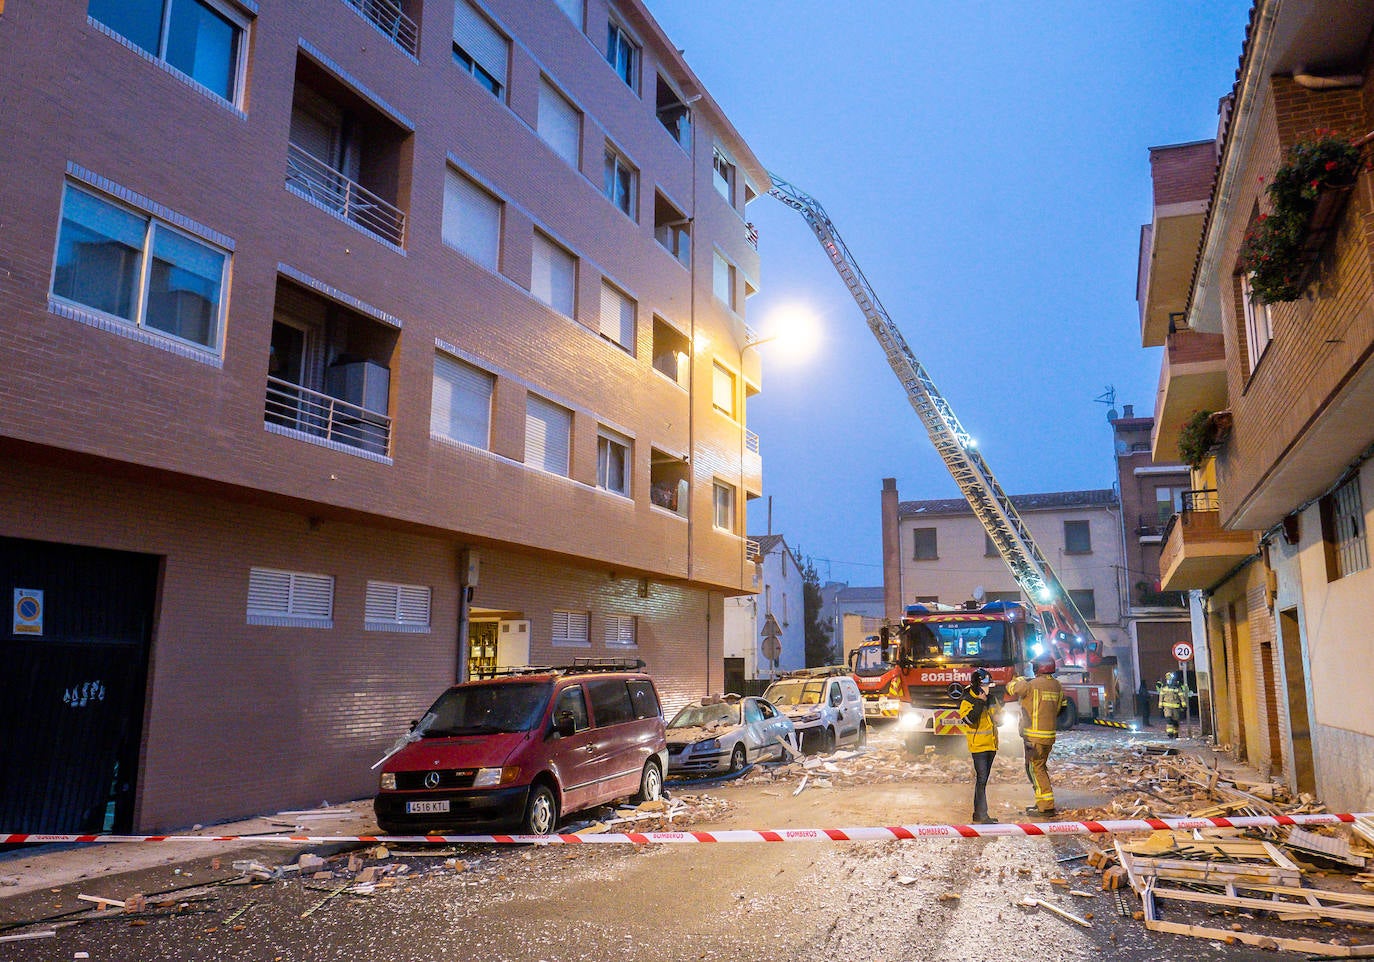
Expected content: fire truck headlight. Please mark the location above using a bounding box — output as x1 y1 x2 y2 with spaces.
897 709 925 732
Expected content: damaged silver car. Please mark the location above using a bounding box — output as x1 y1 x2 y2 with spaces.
665 694 797 776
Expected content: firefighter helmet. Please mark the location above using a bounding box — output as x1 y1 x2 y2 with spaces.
1033 653 1057 675
1166 670 1183 687
971 667 993 688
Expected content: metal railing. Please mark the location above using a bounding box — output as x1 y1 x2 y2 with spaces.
265 375 392 456
745 222 759 250
745 430 760 455
1181 488 1220 513
286 143 406 246
746 538 762 561
341 0 418 55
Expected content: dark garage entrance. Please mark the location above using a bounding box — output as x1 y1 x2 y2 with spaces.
1 536 157 833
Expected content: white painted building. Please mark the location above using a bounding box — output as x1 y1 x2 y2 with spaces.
724 534 806 685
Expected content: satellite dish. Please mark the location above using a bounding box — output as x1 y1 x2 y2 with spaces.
972 585 986 603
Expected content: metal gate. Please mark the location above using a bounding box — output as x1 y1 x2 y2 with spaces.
0 536 157 833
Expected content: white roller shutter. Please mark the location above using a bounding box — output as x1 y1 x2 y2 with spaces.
531 232 575 316
431 352 493 448
442 169 501 269
525 394 571 476
537 80 580 167
599 282 634 351
452 1 507 84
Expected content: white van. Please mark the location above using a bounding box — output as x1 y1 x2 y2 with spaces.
763 667 867 753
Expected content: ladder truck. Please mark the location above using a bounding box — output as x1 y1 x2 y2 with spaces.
767 175 1107 737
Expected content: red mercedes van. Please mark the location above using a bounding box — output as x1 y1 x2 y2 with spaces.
373 662 667 835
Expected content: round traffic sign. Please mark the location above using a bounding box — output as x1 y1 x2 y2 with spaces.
762 636 782 661
1172 642 1193 661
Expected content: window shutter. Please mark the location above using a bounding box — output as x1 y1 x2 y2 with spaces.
432 352 493 448
366 581 432 630
248 568 292 615
553 609 588 644
605 614 635 646
712 363 734 415
291 573 334 619
248 568 333 624
526 394 571 475
452 1 507 85
442 170 501 269
599 283 634 350
532 232 575 316
537 80 580 166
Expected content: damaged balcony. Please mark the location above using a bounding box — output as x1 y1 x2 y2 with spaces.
1137 140 1215 347
1151 326 1227 463
1158 489 1257 591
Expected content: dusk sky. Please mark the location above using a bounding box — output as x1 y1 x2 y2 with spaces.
650 0 1253 585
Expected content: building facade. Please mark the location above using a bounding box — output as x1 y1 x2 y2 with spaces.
880 478 1128 702
1139 1 1374 810
723 534 805 687
1108 403 1194 706
818 582 885 663
0 0 766 832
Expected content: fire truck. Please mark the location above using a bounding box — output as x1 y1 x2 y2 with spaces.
769 175 1112 740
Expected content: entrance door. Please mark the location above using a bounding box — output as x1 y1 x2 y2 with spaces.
0 537 157 833
467 620 499 677
1279 608 1316 795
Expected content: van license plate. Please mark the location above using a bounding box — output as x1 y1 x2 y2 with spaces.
406 800 450 814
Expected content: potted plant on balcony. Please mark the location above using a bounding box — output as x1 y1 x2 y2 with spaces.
1177 409 1214 469
1239 132 1366 303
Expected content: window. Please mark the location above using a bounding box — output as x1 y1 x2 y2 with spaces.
452 0 507 97
586 677 634 726
431 352 494 449
650 449 688 516
552 609 590 646
603 146 637 218
656 74 691 150
537 79 580 166
247 567 333 626
552 0 583 28
599 282 635 353
442 169 502 270
1154 485 1186 526
605 18 638 89
654 192 690 267
531 232 576 317
365 581 432 632
713 251 736 310
627 679 660 718
597 428 631 496
1241 272 1272 374
1321 473 1369 580
554 685 590 730
912 527 937 560
52 182 227 352
89 0 246 104
525 393 572 476
1063 520 1092 554
712 147 735 205
713 481 736 532
604 613 636 647
712 362 736 418
1068 589 1097 621
652 318 689 387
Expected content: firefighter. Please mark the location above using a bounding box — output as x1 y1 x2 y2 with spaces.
956 667 1001 824
1007 653 1064 817
1157 671 1190 738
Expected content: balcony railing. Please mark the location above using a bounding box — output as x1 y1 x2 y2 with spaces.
341 0 418 56
286 143 406 246
746 538 762 561
745 430 760 455
745 222 759 250
1182 488 1220 513
265 375 392 456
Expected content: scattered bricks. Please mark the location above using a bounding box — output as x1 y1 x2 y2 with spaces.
372 846 390 860
311 871 333 881
347 855 364 874
1255 937 1279 951
122 894 148 914
355 867 377 884
1102 866 1127 891
298 854 326 873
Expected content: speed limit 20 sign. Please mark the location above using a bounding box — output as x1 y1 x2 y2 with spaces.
1172 642 1194 662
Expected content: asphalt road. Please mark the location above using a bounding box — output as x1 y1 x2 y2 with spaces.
0 729 1318 961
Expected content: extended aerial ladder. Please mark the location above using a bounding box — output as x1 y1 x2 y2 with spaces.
767 174 1101 668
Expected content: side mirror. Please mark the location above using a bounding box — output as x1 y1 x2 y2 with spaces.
408 719 419 732
554 711 576 738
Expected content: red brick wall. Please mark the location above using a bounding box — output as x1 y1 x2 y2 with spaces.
1150 140 1217 207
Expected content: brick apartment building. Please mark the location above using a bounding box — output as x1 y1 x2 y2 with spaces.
1139 1 1374 810
879 479 1128 705
0 0 767 832
1107 403 1193 706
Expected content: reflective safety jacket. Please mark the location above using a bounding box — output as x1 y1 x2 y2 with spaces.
958 690 1001 753
1157 682 1187 712
1007 674 1064 743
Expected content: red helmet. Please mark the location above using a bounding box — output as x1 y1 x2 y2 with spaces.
1033 653 1057 675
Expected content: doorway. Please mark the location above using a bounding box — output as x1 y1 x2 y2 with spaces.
468 620 499 678
1278 608 1316 795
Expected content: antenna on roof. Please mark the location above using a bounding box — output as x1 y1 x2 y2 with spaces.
1094 385 1118 421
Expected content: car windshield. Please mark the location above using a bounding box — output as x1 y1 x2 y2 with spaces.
668 702 740 729
763 679 825 706
418 681 553 737
852 644 890 675
905 621 1010 663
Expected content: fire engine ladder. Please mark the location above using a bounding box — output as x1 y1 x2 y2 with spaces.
767 173 1093 644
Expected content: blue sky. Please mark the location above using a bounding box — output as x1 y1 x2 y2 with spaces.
649 1 1253 584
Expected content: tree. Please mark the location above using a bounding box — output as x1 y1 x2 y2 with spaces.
797 550 834 667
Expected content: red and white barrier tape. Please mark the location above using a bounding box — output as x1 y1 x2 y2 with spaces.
3 812 1369 846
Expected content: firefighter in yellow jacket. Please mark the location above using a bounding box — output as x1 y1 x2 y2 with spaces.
957 667 1002 824
1006 653 1064 817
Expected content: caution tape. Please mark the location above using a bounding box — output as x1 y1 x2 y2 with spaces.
1087 718 1133 730
3 812 1369 846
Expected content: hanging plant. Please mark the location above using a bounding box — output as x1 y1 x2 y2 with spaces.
1238 132 1366 303
1176 409 1214 469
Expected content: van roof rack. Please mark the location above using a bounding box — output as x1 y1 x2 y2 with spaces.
470 657 647 680
777 665 850 679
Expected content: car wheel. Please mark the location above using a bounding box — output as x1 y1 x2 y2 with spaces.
1056 700 1079 731
522 783 558 835
857 722 868 747
728 744 747 773
633 760 663 803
